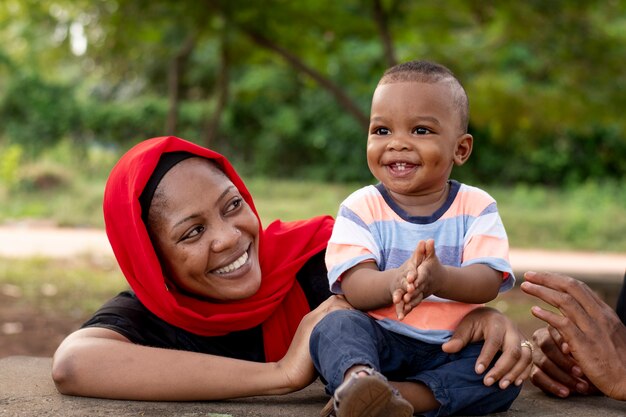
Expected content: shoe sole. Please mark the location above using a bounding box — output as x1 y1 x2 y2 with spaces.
336 376 413 417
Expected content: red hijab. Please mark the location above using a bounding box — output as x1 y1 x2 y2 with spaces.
103 136 333 361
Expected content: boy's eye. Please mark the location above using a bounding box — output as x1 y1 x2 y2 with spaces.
414 127 431 135
373 127 390 135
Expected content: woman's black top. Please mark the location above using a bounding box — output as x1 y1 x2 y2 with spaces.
82 251 331 362
616 273 626 326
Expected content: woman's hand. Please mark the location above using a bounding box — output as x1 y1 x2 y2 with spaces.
277 295 352 390
442 307 532 389
521 271 626 400
529 325 599 397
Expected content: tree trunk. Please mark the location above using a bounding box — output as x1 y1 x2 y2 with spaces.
203 28 230 148
372 0 397 68
165 34 197 135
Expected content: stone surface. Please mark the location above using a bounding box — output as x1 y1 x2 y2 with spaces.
1 356 625 417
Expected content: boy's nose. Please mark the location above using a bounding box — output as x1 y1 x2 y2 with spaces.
386 134 411 151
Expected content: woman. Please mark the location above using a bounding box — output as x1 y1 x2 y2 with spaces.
52 136 531 401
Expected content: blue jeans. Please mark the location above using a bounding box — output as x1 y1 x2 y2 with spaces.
310 310 521 417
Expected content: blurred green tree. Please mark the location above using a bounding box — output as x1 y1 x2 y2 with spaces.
0 0 624 183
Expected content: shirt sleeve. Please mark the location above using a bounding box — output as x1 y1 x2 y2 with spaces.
325 193 380 294
460 195 515 291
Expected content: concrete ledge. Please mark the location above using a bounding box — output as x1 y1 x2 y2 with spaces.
1 356 625 417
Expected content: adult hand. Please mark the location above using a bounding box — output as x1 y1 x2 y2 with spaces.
521 271 626 400
277 295 352 390
442 307 532 389
529 325 599 397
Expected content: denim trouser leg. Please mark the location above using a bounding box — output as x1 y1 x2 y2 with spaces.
408 342 521 416
310 309 384 394
310 309 522 416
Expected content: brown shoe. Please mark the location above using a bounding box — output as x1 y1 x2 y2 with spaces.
323 368 414 417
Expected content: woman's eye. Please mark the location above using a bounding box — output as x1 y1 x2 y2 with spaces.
373 127 390 135
226 197 243 213
183 226 204 241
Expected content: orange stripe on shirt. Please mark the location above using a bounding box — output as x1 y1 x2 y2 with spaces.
325 243 373 269
346 192 402 224
440 188 495 219
368 301 482 331
463 235 510 264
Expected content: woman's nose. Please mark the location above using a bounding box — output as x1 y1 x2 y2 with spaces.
210 224 242 252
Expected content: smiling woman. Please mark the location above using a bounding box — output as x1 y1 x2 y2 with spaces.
51 136 352 400
144 156 262 302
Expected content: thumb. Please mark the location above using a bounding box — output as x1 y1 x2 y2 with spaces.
442 323 474 354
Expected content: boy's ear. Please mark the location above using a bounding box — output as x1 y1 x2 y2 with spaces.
453 133 473 166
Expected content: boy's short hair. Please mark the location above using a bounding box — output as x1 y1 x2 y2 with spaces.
379 60 469 133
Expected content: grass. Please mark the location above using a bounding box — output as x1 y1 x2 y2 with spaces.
0 255 552 339
1 174 625 252
0 256 128 318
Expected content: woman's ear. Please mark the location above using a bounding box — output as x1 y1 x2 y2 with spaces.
453 133 473 166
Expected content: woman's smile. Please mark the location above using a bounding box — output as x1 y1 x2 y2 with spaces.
212 245 251 275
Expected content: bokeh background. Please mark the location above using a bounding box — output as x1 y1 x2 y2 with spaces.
0 0 625 357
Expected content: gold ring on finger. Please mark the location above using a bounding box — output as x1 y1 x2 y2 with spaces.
521 340 534 354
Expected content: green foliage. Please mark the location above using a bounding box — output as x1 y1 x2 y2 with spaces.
0 144 23 187
0 1 625 184
0 74 80 156
487 180 626 252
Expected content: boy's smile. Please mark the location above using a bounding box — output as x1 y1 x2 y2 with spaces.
366 80 472 215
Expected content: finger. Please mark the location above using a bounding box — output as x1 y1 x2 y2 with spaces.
402 284 416 303
532 345 581 393
395 297 406 320
476 331 505 378
413 243 425 265
530 305 585 342
424 239 436 258
539 326 577 372
441 317 478 355
405 270 417 284
503 342 533 387
547 325 570 355
406 292 423 308
530 365 572 398
523 271 604 319
481 335 516 386
513 351 534 387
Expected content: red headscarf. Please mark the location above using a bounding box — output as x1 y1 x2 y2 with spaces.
103 136 333 361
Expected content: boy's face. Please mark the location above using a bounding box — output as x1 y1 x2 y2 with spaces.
367 80 472 201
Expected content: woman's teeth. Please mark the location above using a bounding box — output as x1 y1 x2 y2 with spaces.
214 251 248 274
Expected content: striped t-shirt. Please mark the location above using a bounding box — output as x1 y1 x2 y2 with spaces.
326 180 515 344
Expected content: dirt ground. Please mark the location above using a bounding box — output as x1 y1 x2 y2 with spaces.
0 293 84 358
0 288 548 360
1 224 623 360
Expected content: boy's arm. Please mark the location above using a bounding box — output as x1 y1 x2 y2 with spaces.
433 263 502 304
407 239 503 306
340 262 405 311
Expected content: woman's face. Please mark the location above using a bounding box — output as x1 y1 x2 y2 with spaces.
148 157 261 301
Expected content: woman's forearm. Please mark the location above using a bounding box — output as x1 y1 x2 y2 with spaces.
52 328 293 401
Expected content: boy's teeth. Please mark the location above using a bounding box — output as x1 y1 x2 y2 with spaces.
214 251 248 274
